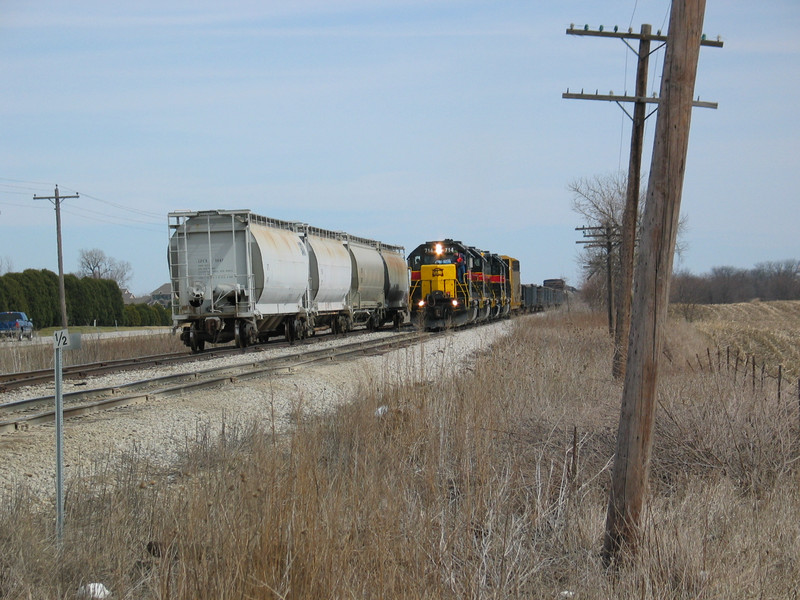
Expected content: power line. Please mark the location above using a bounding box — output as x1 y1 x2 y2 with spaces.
0 177 163 220
64 188 163 219
563 22 722 382
60 204 161 226
60 206 161 230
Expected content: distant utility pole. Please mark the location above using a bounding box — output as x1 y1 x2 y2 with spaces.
564 21 722 380
576 224 620 336
34 185 79 328
602 0 709 564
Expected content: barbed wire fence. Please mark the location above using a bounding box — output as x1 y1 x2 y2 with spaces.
684 346 798 406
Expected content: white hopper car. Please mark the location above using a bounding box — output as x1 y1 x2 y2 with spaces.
168 210 408 352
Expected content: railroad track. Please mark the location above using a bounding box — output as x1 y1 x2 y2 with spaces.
0 347 241 392
0 326 403 393
0 329 432 435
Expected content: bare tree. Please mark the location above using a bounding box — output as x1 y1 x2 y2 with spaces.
571 171 687 314
570 172 628 231
0 256 13 275
78 248 132 289
571 172 635 324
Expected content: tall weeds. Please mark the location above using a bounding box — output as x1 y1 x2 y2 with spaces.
1 309 799 598
0 332 184 374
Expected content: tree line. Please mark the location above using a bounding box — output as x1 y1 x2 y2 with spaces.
671 260 800 304
571 172 800 310
0 269 170 329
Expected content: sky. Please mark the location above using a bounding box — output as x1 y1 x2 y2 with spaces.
1 1 797 296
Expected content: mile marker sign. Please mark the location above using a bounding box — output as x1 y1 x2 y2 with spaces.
53 329 72 349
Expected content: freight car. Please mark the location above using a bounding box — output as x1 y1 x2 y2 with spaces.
521 283 566 312
168 210 408 352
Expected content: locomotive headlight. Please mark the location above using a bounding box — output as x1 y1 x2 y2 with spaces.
451 299 459 307
418 300 425 307
435 242 443 256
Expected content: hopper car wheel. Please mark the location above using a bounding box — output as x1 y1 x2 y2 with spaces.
234 320 248 349
285 318 305 344
334 316 349 336
189 329 205 354
295 318 307 340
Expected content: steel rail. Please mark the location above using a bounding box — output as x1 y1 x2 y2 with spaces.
0 347 238 390
0 325 403 392
0 330 433 435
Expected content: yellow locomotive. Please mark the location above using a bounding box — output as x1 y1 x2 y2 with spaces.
407 240 515 330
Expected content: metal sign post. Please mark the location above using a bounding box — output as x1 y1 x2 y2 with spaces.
53 329 79 541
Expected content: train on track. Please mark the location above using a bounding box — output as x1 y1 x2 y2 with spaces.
408 240 565 330
168 210 409 352
167 210 566 350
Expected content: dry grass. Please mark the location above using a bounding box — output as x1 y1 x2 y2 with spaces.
1 305 800 598
0 331 184 374
671 300 800 382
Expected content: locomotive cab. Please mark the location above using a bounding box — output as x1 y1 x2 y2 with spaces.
408 240 480 330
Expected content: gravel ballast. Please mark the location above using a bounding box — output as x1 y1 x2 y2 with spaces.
0 322 513 503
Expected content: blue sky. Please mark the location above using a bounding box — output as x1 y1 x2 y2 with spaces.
1 1 797 295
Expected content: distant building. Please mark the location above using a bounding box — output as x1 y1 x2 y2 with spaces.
148 283 172 308
122 283 172 307
120 288 138 305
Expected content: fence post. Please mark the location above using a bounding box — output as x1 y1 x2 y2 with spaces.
778 364 782 402
752 358 756 393
707 348 713 371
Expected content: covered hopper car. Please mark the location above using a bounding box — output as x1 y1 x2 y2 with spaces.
168 210 408 352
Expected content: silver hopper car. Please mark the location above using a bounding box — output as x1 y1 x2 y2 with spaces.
168 210 408 352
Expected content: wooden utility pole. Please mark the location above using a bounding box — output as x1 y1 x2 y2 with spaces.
564 22 721 380
34 185 80 328
576 224 620 336
603 0 708 563
614 24 651 380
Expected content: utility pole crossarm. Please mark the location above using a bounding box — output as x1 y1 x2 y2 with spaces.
562 92 718 110
566 26 723 48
